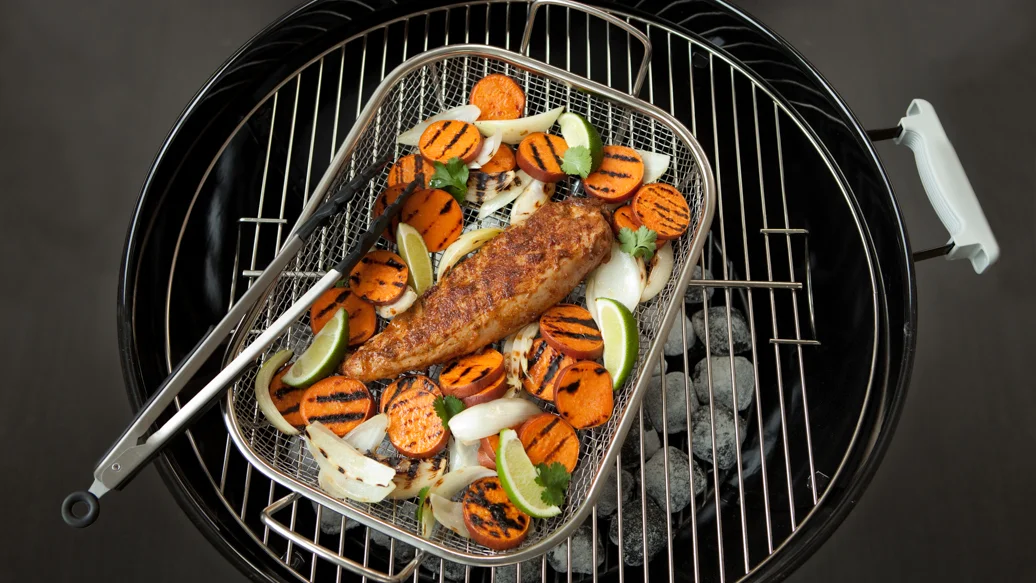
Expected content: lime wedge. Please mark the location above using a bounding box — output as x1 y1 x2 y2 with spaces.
496 429 561 518
282 308 349 388
595 298 639 389
558 112 604 172
396 222 434 295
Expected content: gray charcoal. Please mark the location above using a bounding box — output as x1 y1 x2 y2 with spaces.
643 372 695 434
370 529 418 563
422 556 468 581
493 559 545 583
621 420 661 464
608 498 669 566
684 265 715 304
691 307 752 355
690 406 746 470
596 467 634 516
691 459 707 496
692 356 756 411
643 446 693 514
310 500 360 536
548 524 605 574
645 356 668 378
663 313 696 356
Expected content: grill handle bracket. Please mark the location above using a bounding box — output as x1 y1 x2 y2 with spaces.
262 493 424 583
520 0 652 96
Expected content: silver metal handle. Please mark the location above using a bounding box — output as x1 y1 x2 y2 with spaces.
520 0 652 96
262 493 424 583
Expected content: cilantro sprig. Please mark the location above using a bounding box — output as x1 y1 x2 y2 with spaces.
535 462 572 506
432 395 466 426
561 145 592 179
429 157 469 203
618 226 658 262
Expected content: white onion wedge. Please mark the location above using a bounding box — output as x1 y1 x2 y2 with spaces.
466 171 518 205
589 243 646 313
429 466 497 499
436 228 503 280
449 437 480 471
418 489 436 538
398 105 481 146
317 468 395 503
475 106 565 144
447 398 541 442
254 349 298 435
303 422 396 487
477 170 533 219
387 457 448 499
512 322 539 376
343 413 388 453
640 242 674 302
510 180 553 225
376 286 417 319
470 130 503 168
585 277 599 324
430 494 470 538
635 150 672 184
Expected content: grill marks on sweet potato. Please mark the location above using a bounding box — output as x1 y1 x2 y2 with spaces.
584 146 644 202
522 338 577 402
269 364 306 429
299 377 374 436
386 375 450 459
470 74 526 121
387 154 434 189
632 183 690 240
419 120 483 163
349 250 409 305
309 287 376 346
518 413 579 472
399 188 464 252
538 304 604 360
553 361 614 429
516 132 568 183
439 348 505 399
479 144 516 173
462 477 530 550
379 375 425 413
611 204 642 236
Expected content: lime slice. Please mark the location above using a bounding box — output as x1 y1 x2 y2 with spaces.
558 112 604 172
595 297 639 389
496 429 561 518
282 308 349 388
396 222 434 295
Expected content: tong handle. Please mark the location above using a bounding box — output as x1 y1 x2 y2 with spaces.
520 0 652 96
262 493 424 583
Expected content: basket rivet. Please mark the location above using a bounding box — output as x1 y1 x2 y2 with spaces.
111 463 121 472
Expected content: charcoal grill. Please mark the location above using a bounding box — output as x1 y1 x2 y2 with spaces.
106 1 999 582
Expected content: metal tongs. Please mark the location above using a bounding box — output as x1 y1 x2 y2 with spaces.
62 159 423 527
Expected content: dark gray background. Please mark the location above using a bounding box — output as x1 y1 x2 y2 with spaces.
2 0 1033 581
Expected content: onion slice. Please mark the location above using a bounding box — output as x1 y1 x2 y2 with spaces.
430 494 470 538
343 413 388 453
512 322 539 377
398 105 481 146
447 398 542 442
635 150 672 184
510 180 552 225
317 468 395 503
429 466 497 499
474 106 565 144
436 228 503 280
477 170 533 219
466 171 518 205
449 437 480 471
376 286 418 319
585 277 599 324
640 242 674 302
254 349 298 435
470 130 503 168
589 242 646 314
387 457 448 499
303 422 396 487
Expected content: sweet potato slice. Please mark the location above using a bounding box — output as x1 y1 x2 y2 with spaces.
479 144 517 173
610 204 642 236
518 413 580 472
348 250 409 305
299 377 374 436
521 338 576 402
538 304 604 360
516 132 568 183
387 154 434 189
584 146 644 203
470 74 526 121
309 287 377 346
269 364 306 429
631 182 691 241
419 120 483 164
462 476 531 550
439 348 505 399
553 362 614 429
399 188 464 252
386 375 450 459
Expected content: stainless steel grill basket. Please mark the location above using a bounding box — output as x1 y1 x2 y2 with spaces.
224 2 715 579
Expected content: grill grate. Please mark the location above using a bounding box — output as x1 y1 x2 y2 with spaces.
159 2 865 583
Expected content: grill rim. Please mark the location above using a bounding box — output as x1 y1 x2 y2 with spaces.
114 1 918 582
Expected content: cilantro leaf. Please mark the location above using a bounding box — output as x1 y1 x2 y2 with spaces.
534 462 571 507
432 395 466 426
429 157 469 203
334 279 350 288
618 226 658 262
561 145 592 178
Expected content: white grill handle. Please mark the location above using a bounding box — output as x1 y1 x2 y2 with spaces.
895 99 1000 273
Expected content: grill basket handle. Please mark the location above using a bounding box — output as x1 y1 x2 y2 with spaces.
520 0 652 96
262 493 424 583
893 99 1000 273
